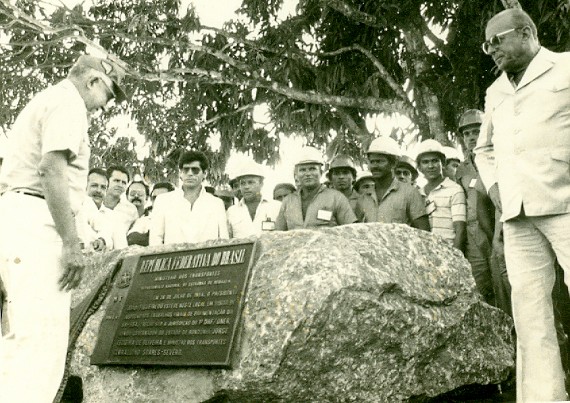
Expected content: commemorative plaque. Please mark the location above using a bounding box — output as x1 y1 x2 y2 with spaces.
91 241 257 368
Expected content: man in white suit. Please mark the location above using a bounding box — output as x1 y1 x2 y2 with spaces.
475 8 570 402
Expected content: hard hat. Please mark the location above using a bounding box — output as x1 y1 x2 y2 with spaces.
396 155 419 179
442 146 464 163
353 171 375 191
295 146 323 166
415 139 446 163
367 136 401 158
326 155 357 179
458 109 483 131
234 160 265 180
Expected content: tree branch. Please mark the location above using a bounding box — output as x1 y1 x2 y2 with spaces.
321 0 383 28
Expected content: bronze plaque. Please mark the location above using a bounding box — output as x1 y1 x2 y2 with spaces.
91 241 256 367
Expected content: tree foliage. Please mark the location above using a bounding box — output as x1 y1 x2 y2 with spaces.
0 0 568 182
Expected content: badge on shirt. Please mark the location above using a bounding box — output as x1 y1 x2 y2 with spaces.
262 219 275 231
317 209 333 221
469 178 478 188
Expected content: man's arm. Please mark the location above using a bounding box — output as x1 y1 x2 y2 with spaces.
335 193 357 225
408 188 431 231
38 151 84 291
275 201 288 231
474 109 499 200
452 221 467 253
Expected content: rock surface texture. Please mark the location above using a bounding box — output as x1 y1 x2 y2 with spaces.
62 223 514 402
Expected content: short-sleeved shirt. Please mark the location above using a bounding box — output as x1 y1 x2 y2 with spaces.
275 185 357 230
421 178 466 242
356 178 427 225
0 79 89 212
227 198 281 238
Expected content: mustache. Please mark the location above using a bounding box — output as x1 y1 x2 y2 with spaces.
90 192 103 198
131 197 143 204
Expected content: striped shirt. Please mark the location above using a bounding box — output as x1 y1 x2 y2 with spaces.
422 178 466 242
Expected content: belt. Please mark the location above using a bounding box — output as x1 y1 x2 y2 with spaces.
14 190 45 200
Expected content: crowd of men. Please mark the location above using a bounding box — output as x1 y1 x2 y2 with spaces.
0 7 569 403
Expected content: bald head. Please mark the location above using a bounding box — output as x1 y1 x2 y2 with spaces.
485 8 540 73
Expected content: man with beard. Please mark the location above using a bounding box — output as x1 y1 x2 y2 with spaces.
125 180 152 246
356 137 429 230
326 155 359 212
275 147 356 230
227 160 281 237
150 151 228 245
416 140 466 252
475 9 570 400
101 165 138 248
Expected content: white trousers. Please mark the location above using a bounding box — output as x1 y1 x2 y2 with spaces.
0 193 70 403
504 212 570 402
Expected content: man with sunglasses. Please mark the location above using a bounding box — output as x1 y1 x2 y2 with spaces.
475 8 570 401
150 151 228 245
0 54 127 402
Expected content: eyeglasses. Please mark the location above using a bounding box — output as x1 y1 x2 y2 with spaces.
481 27 522 54
181 166 202 175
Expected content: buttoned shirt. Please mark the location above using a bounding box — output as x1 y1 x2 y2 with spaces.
226 197 281 238
475 47 570 221
421 178 466 242
0 79 89 213
150 187 229 245
75 197 115 250
275 185 356 230
356 178 427 225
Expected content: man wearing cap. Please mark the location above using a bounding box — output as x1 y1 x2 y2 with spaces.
476 9 570 400
273 183 296 202
275 147 356 230
442 146 463 182
354 171 375 197
356 137 429 230
150 150 228 245
455 109 510 312
416 139 466 251
394 155 419 187
227 161 281 238
327 155 360 211
0 54 126 402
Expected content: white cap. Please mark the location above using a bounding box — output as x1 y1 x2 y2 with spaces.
442 146 464 162
367 136 401 157
295 146 323 166
414 139 446 162
234 160 265 179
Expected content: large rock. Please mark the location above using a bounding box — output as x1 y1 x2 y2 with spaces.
61 223 514 402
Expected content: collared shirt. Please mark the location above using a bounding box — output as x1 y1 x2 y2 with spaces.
149 187 229 245
421 178 466 242
0 79 89 213
475 47 570 221
76 197 115 250
100 198 139 249
275 185 356 230
226 197 281 238
356 178 427 225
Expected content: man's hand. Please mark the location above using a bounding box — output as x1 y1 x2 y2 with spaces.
91 237 106 252
488 183 502 212
58 242 85 291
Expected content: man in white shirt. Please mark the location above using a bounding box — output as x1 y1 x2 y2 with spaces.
100 165 138 248
150 151 228 245
227 161 281 238
76 168 113 251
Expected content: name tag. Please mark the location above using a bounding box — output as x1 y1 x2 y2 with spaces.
317 209 332 221
469 178 477 188
261 220 275 231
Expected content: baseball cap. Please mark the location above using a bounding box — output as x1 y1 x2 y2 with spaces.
73 55 128 103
